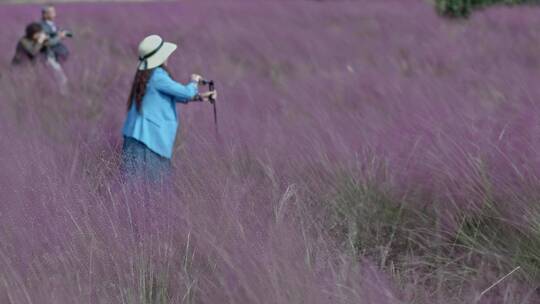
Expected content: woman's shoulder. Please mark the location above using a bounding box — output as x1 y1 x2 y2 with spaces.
154 67 168 75
150 68 175 85
150 67 168 80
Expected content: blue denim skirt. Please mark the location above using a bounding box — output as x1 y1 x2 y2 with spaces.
121 136 171 181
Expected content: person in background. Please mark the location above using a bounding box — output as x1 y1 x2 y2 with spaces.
11 23 49 65
121 35 217 181
11 21 68 93
40 4 70 62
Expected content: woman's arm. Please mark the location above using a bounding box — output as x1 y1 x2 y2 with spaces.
154 70 198 103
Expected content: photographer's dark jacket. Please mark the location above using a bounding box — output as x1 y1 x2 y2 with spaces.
122 68 198 159
40 20 61 46
11 37 46 65
40 20 70 61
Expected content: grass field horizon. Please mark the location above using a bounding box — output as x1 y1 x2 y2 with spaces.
1 1 540 303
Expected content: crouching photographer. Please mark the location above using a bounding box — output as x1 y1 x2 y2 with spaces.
121 34 217 181
11 23 49 65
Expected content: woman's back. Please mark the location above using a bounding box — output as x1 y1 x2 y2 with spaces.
136 68 180 122
123 66 197 159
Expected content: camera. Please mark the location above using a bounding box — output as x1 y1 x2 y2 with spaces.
200 80 214 86
64 31 74 38
200 80 215 102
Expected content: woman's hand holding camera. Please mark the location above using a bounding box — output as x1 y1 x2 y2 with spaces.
190 74 217 102
200 91 217 102
191 74 203 84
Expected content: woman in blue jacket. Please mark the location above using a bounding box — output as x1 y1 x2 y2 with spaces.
122 35 216 180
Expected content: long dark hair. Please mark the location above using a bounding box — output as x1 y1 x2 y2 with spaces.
127 65 174 112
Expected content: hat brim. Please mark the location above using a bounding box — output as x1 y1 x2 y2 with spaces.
138 42 177 71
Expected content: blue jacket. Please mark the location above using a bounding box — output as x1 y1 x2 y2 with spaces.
122 68 198 159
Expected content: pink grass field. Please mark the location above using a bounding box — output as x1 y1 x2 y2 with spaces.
1 1 540 303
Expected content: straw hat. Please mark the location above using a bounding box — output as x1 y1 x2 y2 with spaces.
138 35 177 71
